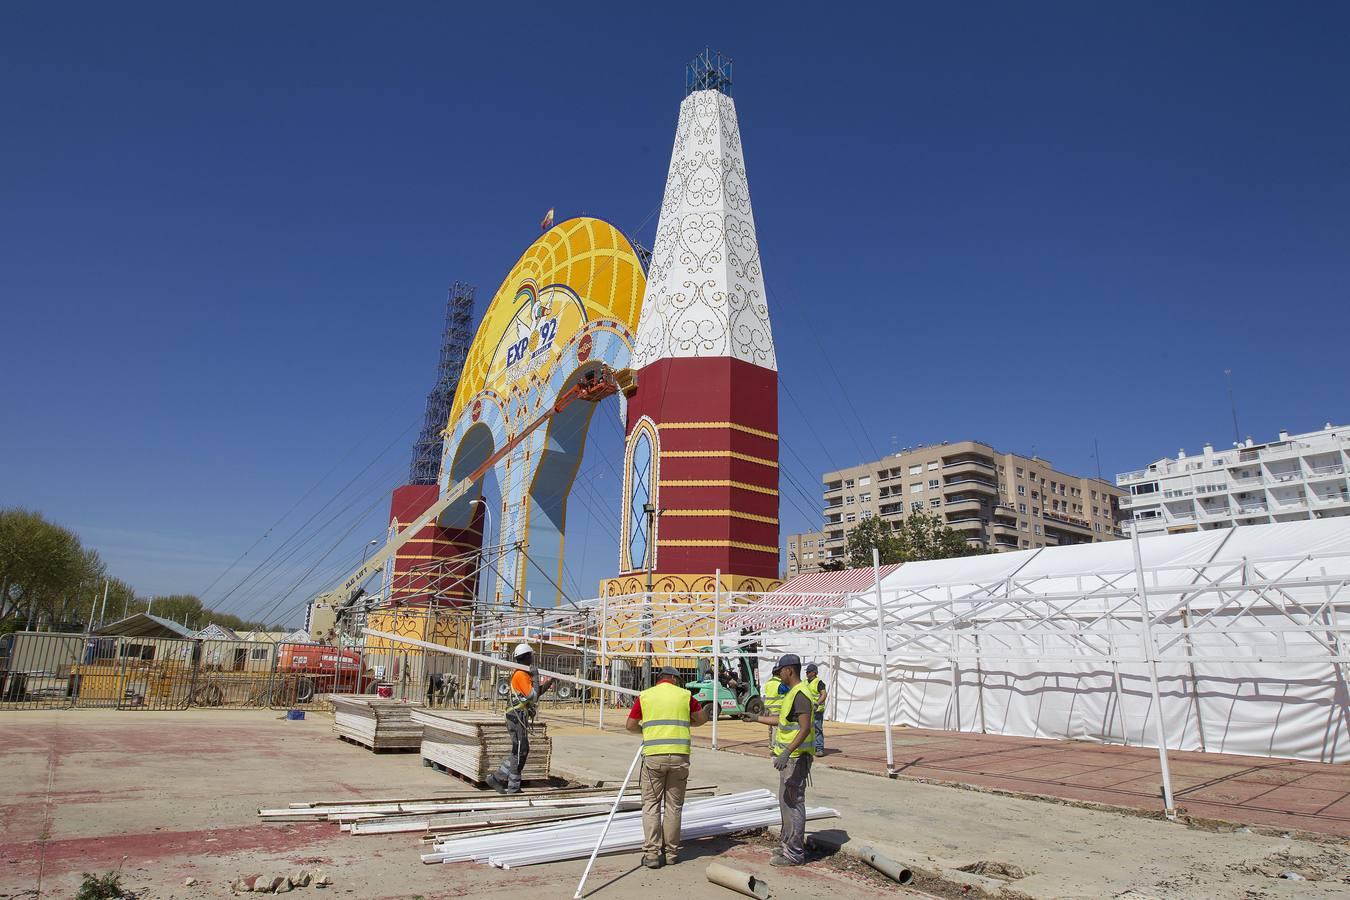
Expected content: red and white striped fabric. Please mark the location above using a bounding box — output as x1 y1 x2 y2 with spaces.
729 564 902 631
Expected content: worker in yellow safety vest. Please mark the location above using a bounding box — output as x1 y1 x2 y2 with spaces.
802 662 828 755
625 666 709 868
760 665 786 751
752 653 816 867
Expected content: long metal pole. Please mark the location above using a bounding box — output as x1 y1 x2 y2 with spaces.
98 579 109 627
599 592 608 731
362 629 639 698
1131 527 1177 819
712 569 721 751
872 548 895 772
572 743 643 899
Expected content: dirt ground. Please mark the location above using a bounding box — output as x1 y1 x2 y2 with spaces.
0 709 921 900
2 708 1348 899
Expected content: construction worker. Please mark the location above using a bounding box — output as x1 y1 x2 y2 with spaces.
803 662 828 755
752 653 815 867
625 665 709 869
760 664 785 751
486 643 554 795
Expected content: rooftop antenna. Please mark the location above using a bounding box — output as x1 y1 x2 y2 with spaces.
1093 438 1102 480
1224 368 1240 447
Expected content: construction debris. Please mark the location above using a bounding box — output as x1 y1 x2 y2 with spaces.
421 789 838 868
706 861 771 899
329 696 422 751
411 708 551 784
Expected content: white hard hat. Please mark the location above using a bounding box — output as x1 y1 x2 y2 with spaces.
512 643 533 659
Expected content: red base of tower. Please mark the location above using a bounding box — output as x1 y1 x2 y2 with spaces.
386 484 484 607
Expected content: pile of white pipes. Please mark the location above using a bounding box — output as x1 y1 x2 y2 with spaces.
421 789 837 868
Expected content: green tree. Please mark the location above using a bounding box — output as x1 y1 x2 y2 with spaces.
841 511 987 569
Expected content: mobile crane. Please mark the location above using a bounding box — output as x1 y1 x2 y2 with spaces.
314 365 629 614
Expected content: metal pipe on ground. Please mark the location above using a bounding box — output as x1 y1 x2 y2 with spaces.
706 862 770 899
806 836 913 885
851 844 914 885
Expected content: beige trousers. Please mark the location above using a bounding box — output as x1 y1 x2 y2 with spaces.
640 753 690 856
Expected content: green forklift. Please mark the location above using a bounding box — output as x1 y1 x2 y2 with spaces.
685 642 765 719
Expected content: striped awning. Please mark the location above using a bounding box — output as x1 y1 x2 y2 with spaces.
728 564 902 631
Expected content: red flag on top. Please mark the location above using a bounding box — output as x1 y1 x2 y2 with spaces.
539 207 555 231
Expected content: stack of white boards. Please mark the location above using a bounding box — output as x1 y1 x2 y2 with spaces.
330 696 423 751
411 709 551 784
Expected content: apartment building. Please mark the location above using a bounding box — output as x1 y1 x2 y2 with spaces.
814 441 1124 566
1118 423 1350 536
785 530 828 577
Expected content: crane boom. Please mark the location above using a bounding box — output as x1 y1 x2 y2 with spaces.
318 366 627 609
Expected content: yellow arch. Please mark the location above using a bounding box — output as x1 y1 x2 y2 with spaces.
448 217 646 427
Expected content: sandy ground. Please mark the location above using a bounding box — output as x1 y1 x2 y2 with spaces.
1 708 1347 899
0 709 920 900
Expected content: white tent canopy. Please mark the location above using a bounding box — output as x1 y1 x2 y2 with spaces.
756 518 1350 766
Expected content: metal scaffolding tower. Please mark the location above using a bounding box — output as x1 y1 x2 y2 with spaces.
686 48 733 97
409 281 476 485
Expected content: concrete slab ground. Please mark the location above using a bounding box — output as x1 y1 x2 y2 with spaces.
545 721 1350 899
1 709 1346 899
0 709 921 900
547 708 1350 838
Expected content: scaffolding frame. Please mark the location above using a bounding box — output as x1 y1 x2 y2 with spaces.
409 281 476 485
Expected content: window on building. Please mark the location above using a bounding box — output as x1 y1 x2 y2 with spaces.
860 492 871 502
1016 467 1024 477
908 464 922 475
859 475 871 486
845 513 856 523
911 500 923 511
927 461 939 470
1017 485 1026 496
1094 523 1102 532
250 647 269 661
910 483 923 494
1018 502 1027 513
1034 525 1042 535
1031 490 1039 499
1033 506 1040 515
1019 520 1028 531
1091 490 1098 499
928 479 939 489
861 510 873 519
930 498 941 508
1093 506 1099 516
845 495 854 505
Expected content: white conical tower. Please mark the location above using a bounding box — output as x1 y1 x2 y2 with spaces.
614 50 781 593
633 56 776 371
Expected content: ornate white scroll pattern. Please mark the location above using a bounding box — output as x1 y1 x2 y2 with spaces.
634 90 776 371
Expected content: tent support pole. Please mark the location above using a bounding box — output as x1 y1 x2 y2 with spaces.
1131 528 1178 820
712 569 721 751
872 548 895 774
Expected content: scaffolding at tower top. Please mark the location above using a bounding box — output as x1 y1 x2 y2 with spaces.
409 281 476 485
687 48 732 97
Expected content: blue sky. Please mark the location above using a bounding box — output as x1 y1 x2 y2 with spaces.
2 4 1347 626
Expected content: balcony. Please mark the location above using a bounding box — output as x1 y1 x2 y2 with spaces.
942 457 996 474
944 477 998 494
994 536 1020 548
944 495 983 510
1229 473 1262 486
1043 510 1093 532
1235 503 1268 517
991 518 1019 531
823 482 843 494
1312 492 1350 507
1265 470 1303 485
1308 464 1346 481
1197 504 1231 519
946 516 985 530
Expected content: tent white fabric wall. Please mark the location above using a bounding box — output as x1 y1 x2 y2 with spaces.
762 518 1350 763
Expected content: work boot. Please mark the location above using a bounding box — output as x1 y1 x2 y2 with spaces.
664 853 678 866
641 856 663 869
486 774 507 794
770 856 803 867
